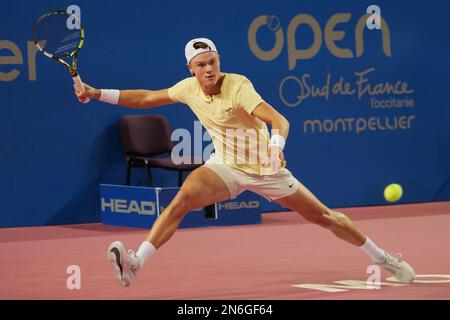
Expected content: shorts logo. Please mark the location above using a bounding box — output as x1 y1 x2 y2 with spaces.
289 182 295 188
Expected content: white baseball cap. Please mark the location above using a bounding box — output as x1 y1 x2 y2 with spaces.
185 38 218 64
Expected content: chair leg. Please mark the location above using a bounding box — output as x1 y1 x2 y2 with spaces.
178 171 183 187
146 165 154 187
204 204 217 219
126 161 132 186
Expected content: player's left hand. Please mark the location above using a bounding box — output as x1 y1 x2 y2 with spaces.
268 145 286 168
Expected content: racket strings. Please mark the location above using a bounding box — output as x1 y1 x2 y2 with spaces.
33 13 82 58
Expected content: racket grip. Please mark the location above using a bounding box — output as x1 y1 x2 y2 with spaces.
72 74 90 104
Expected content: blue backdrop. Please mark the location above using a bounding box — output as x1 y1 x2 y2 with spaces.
1 0 449 227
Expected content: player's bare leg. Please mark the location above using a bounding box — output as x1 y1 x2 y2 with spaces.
146 167 231 248
275 181 366 246
274 181 415 283
107 166 231 286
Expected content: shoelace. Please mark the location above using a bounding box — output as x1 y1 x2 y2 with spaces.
385 252 403 263
127 249 139 275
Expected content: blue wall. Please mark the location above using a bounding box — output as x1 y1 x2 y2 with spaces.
1 0 449 227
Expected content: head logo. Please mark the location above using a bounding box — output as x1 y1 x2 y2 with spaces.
101 198 156 215
218 201 260 210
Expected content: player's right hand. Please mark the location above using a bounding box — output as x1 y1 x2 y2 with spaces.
73 82 100 103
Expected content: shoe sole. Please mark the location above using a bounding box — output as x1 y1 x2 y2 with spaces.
107 241 129 287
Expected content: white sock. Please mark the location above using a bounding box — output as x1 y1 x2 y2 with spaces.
136 241 156 267
359 237 386 264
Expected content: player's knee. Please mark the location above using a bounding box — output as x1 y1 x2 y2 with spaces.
330 211 349 229
169 189 193 217
305 209 339 229
322 210 348 230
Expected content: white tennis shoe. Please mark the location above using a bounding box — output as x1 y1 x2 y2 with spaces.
378 252 415 284
107 241 140 287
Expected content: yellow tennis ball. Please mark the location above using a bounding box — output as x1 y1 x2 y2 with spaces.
384 183 403 202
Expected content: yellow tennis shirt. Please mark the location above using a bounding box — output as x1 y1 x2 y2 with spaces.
168 73 281 175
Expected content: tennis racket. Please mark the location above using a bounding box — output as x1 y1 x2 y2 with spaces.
32 10 89 103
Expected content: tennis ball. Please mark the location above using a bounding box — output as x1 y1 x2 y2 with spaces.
384 183 403 202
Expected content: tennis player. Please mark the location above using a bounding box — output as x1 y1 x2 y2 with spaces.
74 38 415 287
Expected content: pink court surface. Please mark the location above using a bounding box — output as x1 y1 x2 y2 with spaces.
1 201 449 300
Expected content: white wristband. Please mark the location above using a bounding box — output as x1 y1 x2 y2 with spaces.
269 134 286 150
99 89 120 105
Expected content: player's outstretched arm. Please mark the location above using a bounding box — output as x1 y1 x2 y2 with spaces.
74 83 176 108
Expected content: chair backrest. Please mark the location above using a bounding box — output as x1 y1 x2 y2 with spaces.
119 115 173 156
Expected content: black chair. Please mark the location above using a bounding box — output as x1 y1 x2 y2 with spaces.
118 114 203 187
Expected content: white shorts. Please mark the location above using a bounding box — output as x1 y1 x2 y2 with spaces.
204 156 300 201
